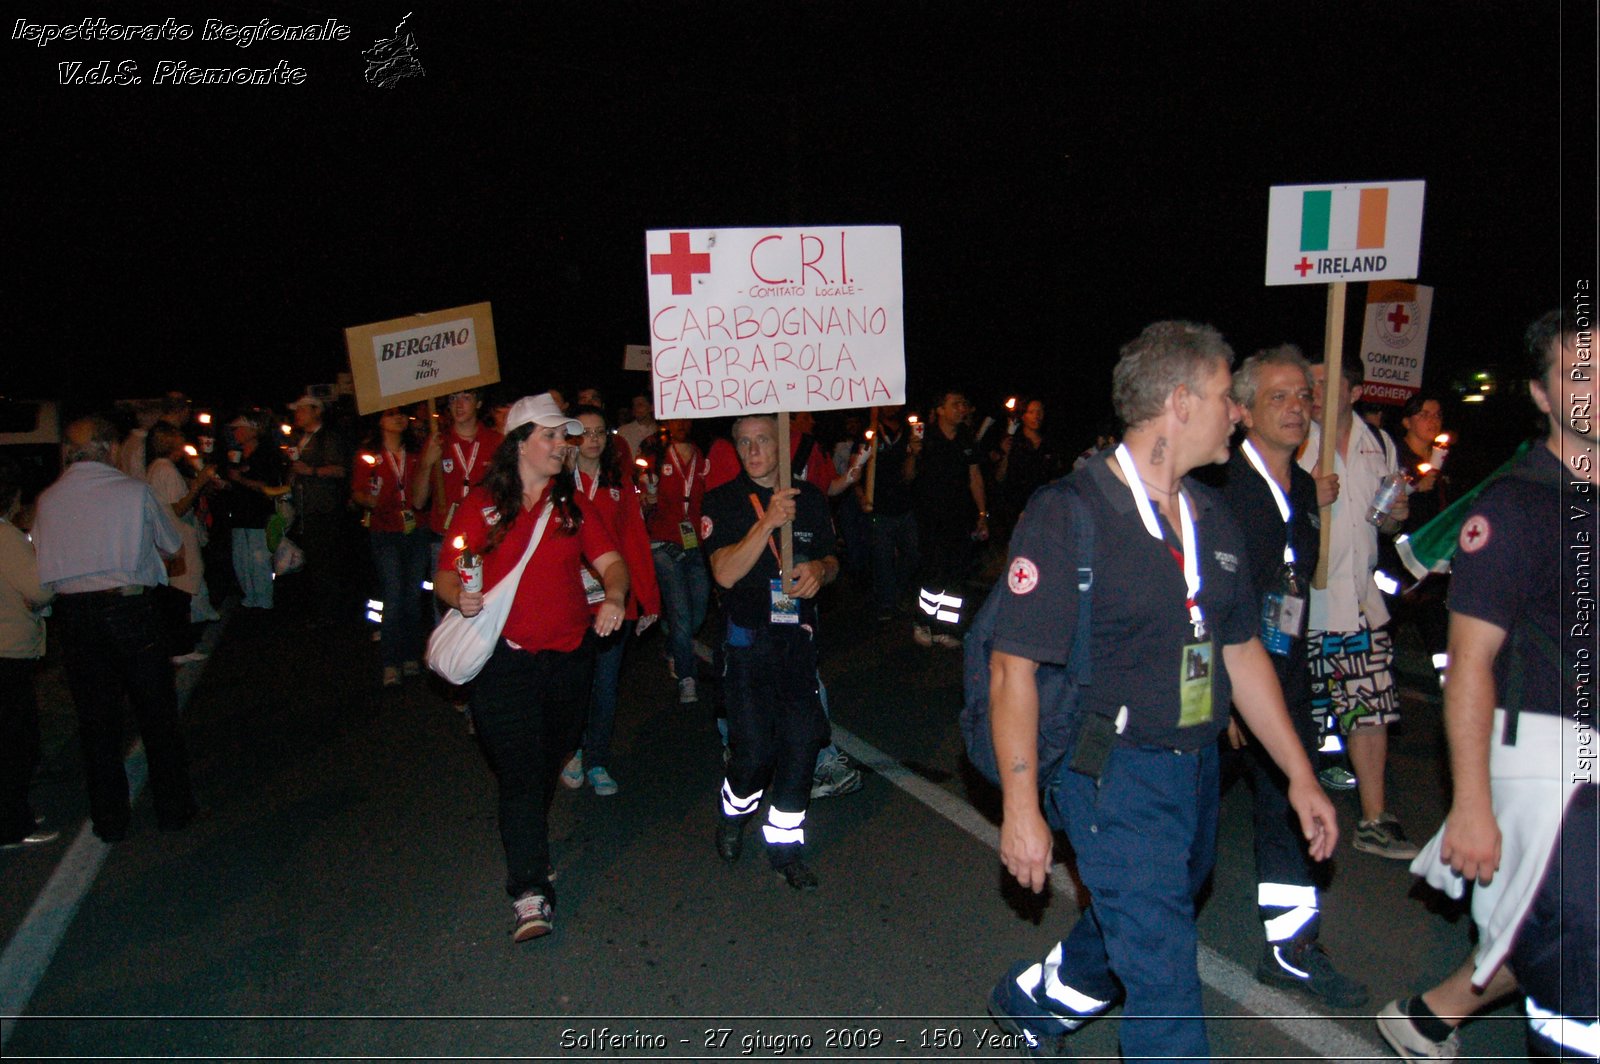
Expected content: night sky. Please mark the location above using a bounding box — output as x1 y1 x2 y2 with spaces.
7 1 1595 438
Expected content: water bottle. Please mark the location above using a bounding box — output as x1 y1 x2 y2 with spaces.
1366 471 1411 526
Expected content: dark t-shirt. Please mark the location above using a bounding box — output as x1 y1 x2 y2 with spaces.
229 444 287 528
871 427 915 516
1199 446 1320 707
993 457 1258 750
700 473 835 629
1447 445 1569 719
914 424 978 521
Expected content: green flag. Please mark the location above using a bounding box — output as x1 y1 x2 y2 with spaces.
1395 439 1532 579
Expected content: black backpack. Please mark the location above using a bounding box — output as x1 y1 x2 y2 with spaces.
960 476 1095 788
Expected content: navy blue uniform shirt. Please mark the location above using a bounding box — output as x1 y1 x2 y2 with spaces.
993 456 1258 750
700 472 835 630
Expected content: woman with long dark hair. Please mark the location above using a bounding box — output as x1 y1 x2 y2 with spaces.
351 407 428 687
434 394 628 943
558 406 661 796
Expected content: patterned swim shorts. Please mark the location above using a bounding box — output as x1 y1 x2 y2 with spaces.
1307 623 1401 733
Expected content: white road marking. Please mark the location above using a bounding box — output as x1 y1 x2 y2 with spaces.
831 724 1386 1064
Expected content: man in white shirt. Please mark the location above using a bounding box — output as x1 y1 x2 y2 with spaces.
34 415 197 843
1299 353 1415 860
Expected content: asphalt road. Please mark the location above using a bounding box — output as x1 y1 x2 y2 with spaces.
1 572 1529 1062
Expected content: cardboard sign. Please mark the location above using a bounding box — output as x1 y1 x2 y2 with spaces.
1359 281 1434 404
623 343 652 372
644 226 905 418
1265 181 1425 286
344 302 499 414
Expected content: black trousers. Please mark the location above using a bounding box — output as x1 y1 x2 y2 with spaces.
0 656 44 842
53 591 196 837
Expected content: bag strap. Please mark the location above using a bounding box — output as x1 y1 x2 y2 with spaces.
482 502 553 604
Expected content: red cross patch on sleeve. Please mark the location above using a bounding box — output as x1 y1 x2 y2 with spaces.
700 515 714 541
1007 557 1040 594
1459 514 1491 553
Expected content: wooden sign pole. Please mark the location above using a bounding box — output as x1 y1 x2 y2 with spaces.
1312 280 1347 590
863 407 880 508
777 413 794 589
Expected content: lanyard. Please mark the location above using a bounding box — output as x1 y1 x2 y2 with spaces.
385 449 408 504
666 443 698 499
1239 440 1295 565
747 493 784 567
451 437 480 498
1114 443 1203 635
573 468 600 500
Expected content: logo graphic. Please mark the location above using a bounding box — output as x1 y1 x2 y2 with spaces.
700 515 714 541
364 12 425 88
1007 557 1040 595
609 487 621 502
1375 301 1421 348
649 231 711 295
1459 515 1491 553
481 506 501 526
441 458 454 474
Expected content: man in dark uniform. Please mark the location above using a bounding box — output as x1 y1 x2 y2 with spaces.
859 404 918 622
1378 310 1598 1061
1204 345 1368 1006
909 389 987 647
286 394 350 627
986 322 1339 1060
700 413 838 892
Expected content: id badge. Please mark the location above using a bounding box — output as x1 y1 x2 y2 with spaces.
679 520 699 550
401 508 417 535
580 566 606 606
1275 593 1305 641
1177 636 1214 728
769 578 800 624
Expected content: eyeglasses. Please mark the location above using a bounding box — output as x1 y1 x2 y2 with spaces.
578 428 608 439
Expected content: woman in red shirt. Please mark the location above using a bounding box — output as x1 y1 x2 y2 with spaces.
558 406 662 796
351 408 427 687
642 418 711 703
435 395 628 943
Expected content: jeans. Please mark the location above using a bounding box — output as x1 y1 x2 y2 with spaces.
652 542 710 682
471 641 594 902
582 621 633 767
370 530 430 668
53 591 197 838
232 527 273 608
868 510 918 614
1040 743 1220 1063
0 657 43 842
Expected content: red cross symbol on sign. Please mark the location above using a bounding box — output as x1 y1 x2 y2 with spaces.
650 231 711 295
1293 257 1315 278
1387 304 1411 332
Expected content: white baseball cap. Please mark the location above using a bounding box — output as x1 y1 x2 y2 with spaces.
504 393 583 437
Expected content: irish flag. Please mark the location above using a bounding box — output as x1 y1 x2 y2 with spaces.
1300 186 1390 251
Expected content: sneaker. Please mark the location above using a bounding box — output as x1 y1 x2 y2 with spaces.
511 892 553 942
586 766 618 796
810 750 863 799
1377 998 1461 1060
987 961 1071 1058
912 624 934 647
776 860 819 892
1355 813 1420 859
1317 765 1358 790
401 660 421 677
559 752 584 790
1256 941 1370 1007
382 666 402 687
678 676 698 704
932 633 963 649
0 828 61 850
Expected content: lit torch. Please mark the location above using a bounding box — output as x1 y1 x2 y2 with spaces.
1428 433 1451 470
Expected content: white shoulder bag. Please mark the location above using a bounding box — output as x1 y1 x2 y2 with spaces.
426 503 553 685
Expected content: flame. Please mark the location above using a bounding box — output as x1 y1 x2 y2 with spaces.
451 535 466 551
1005 397 1017 411
635 457 649 468
361 453 378 465
863 429 875 441
1418 463 1433 475
280 424 293 436
906 414 919 424
1433 433 1451 446
183 445 198 458
196 412 212 425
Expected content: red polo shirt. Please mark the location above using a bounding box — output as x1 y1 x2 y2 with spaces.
439 485 617 653
425 425 503 535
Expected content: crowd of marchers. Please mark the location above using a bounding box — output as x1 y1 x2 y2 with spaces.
2 314 1591 1061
